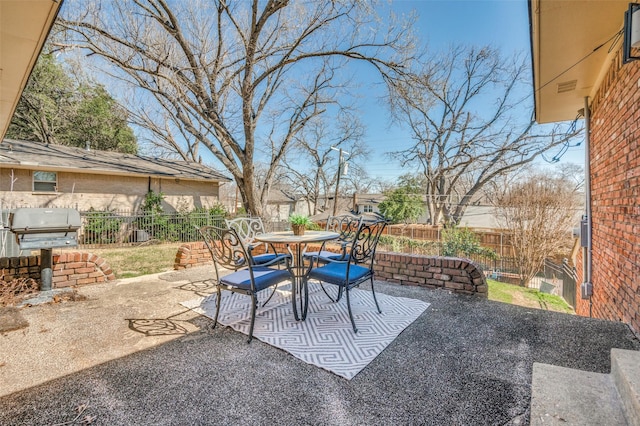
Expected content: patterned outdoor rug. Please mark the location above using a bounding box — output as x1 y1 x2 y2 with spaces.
181 281 429 379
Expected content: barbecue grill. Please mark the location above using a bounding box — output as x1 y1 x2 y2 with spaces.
9 208 82 291
9 208 81 249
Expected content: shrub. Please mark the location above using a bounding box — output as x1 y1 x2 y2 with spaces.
441 227 497 259
84 210 122 244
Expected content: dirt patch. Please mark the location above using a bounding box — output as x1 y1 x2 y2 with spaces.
1 275 88 309
510 291 542 310
0 307 28 333
51 291 88 304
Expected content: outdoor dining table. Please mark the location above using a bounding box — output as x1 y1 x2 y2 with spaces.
254 230 339 321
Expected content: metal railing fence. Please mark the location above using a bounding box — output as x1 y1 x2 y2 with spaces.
77 210 292 248
78 210 227 248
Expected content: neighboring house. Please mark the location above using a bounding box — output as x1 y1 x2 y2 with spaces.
0 139 231 212
530 1 640 336
305 194 354 219
354 193 385 215
263 188 309 221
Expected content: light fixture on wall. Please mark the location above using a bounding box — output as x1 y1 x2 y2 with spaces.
623 3 640 63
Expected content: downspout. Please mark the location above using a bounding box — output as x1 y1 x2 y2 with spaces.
581 96 593 317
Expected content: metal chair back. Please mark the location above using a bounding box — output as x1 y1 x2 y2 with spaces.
224 217 266 244
348 219 388 266
199 225 248 273
326 214 362 243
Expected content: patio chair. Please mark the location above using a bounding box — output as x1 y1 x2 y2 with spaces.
225 217 291 307
304 215 362 262
303 214 362 302
308 219 388 333
224 217 290 267
198 225 292 343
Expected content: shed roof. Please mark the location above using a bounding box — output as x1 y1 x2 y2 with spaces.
0 139 231 182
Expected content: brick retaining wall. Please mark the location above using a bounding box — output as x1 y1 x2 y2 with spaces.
374 252 487 296
174 242 212 269
0 252 116 288
174 242 487 297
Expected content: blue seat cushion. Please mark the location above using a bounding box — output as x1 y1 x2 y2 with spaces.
251 253 289 265
220 267 291 292
308 262 372 286
304 250 347 263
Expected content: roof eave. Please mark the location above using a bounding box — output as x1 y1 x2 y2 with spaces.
0 0 63 139
529 0 629 124
0 162 230 182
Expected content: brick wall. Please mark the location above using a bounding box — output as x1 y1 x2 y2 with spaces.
174 242 487 297
0 252 115 288
174 242 212 269
578 50 640 337
374 252 487 296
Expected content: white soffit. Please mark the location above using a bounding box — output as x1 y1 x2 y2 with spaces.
531 0 629 123
0 0 62 139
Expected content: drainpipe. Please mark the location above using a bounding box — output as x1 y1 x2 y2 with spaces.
581 96 593 317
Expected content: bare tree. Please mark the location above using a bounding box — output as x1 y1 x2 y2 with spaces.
278 112 368 215
340 166 377 195
493 172 582 287
57 0 415 215
388 46 582 225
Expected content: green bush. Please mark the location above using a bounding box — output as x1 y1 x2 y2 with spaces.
441 227 497 259
141 190 164 214
84 210 122 244
208 203 228 217
136 205 226 243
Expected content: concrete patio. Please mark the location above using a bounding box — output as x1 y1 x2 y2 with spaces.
0 265 638 425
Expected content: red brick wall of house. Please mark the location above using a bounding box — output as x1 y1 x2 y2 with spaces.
579 52 640 336
0 252 116 288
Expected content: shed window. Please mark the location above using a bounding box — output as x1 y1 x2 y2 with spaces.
363 204 373 213
33 171 57 192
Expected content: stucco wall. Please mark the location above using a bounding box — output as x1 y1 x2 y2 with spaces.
0 169 220 212
575 51 640 337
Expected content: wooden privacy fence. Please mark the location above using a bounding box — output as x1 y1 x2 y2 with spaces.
380 224 514 258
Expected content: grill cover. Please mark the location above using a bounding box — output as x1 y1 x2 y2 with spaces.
9 208 81 249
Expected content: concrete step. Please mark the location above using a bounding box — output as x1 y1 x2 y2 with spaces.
530 349 640 425
612 349 640 426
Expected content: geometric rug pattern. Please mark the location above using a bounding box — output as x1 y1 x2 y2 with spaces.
182 281 429 379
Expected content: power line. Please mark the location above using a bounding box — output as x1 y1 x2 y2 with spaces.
535 30 622 93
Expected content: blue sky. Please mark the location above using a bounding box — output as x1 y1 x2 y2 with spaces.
67 0 583 183
359 0 585 182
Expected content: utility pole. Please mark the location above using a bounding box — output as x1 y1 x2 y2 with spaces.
331 146 349 216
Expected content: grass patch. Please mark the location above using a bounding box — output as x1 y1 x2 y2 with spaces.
487 279 514 304
488 279 574 314
87 243 184 279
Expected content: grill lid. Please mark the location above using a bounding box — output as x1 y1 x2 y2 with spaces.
9 208 81 234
